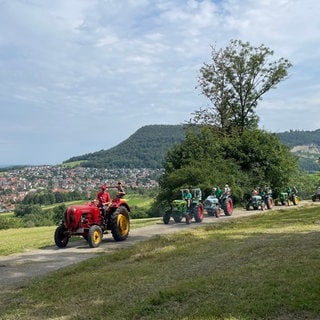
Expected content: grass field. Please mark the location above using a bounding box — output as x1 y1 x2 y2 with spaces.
0 217 161 256
0 206 319 319
0 194 156 255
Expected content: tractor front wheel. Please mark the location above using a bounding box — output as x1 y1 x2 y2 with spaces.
88 225 103 248
207 208 215 216
186 213 192 224
163 211 171 224
54 225 69 248
110 206 130 241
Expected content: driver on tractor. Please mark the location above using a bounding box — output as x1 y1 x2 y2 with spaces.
183 189 192 211
96 184 111 220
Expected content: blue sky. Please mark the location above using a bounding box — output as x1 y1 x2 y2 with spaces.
1 0 320 166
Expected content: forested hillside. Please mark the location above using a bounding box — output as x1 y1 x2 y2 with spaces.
64 125 320 172
277 129 320 172
64 125 186 169
277 129 320 146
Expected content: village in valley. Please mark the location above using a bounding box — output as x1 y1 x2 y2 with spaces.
0 165 161 212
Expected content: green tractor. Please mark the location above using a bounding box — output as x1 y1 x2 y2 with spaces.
245 188 273 211
245 194 265 210
277 187 299 206
163 188 204 224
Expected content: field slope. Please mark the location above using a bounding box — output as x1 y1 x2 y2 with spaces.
0 206 320 319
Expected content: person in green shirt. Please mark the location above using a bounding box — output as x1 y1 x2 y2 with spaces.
183 189 192 209
215 186 223 200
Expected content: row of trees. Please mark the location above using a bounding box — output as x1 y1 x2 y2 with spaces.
153 40 298 211
22 190 88 206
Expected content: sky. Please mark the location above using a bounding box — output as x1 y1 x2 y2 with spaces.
0 0 320 166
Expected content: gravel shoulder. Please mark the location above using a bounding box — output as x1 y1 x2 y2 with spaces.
0 201 315 292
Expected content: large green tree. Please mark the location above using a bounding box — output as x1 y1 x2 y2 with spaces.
152 40 297 215
192 40 292 135
156 127 297 208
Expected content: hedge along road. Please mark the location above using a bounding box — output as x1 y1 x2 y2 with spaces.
0 200 316 292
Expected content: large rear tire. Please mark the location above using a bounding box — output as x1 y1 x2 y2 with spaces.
110 206 130 241
88 225 103 248
223 198 233 216
266 198 273 209
54 225 69 248
193 204 204 222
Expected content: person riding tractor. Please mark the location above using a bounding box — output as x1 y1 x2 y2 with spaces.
183 189 192 211
96 184 111 221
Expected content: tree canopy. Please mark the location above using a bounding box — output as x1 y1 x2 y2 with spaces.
154 40 298 212
156 127 298 206
192 39 292 135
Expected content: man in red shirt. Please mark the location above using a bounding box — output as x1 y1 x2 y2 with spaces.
96 184 111 220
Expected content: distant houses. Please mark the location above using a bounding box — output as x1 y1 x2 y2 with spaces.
0 165 161 211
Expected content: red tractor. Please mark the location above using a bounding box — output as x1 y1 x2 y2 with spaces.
54 197 130 248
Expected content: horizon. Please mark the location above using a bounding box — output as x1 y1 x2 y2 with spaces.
1 1 319 165
1 124 317 168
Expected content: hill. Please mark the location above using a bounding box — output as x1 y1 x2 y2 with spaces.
64 124 186 169
277 129 320 172
277 128 320 147
64 125 320 172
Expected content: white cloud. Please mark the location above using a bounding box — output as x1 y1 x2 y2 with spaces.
0 0 319 165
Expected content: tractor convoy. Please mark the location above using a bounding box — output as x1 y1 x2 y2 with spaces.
162 186 233 225
54 184 304 249
54 185 233 248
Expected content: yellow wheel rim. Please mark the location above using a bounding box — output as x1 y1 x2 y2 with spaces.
117 213 129 236
93 230 101 245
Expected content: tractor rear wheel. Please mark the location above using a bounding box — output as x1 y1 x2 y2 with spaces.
54 225 69 248
88 225 103 248
266 198 273 209
163 211 171 224
110 206 130 241
223 198 233 216
193 204 204 222
293 196 299 205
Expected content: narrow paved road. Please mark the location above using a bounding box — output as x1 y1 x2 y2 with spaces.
0 201 315 292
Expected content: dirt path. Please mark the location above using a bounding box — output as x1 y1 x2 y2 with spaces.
0 201 314 292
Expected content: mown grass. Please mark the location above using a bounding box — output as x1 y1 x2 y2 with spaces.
0 217 161 256
0 207 319 319
0 194 156 255
126 193 154 207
